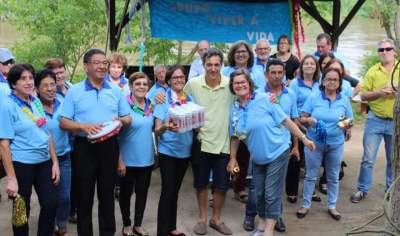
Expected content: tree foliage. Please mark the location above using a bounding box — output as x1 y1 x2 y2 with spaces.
3 0 106 81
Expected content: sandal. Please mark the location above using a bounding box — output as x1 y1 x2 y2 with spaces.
54 228 68 236
122 226 134 236
209 220 232 235
234 192 248 203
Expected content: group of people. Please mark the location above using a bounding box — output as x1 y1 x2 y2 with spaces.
0 32 398 236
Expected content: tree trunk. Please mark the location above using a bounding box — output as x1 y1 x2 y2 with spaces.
395 0 400 47
383 73 400 235
376 0 395 40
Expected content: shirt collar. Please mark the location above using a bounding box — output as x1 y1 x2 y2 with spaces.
0 73 7 83
84 78 111 91
321 90 342 101
105 74 128 87
264 83 288 94
155 82 168 91
200 75 228 89
10 92 35 108
297 77 317 89
44 98 61 117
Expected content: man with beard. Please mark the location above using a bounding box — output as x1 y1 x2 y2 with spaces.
254 39 272 71
60 48 131 236
184 48 233 235
350 39 399 203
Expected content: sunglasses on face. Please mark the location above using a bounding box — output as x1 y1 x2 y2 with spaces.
377 47 394 52
1 59 15 66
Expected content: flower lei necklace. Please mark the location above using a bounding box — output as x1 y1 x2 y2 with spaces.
232 92 256 140
9 93 46 127
167 89 191 107
126 94 153 116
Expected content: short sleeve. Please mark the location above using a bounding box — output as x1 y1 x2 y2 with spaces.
118 93 130 117
0 100 16 140
361 67 374 92
153 103 167 121
344 97 354 119
269 102 288 125
289 92 299 118
60 89 75 120
229 108 234 137
301 95 314 115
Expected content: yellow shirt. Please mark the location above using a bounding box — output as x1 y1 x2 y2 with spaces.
184 75 234 154
361 61 399 119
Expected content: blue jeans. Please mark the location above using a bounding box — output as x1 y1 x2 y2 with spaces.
245 172 257 218
303 143 343 209
55 153 71 228
253 149 289 220
357 112 393 193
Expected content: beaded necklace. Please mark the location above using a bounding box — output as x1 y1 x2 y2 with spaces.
9 93 46 127
231 92 256 140
126 94 153 116
167 89 191 107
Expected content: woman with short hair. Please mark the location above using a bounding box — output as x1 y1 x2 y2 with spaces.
118 72 154 236
0 64 60 236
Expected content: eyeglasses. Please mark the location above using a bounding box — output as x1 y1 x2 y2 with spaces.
133 82 149 86
235 50 249 55
377 47 394 52
170 76 185 80
325 78 340 83
89 60 109 66
40 83 57 89
1 59 15 66
233 81 248 86
256 47 271 51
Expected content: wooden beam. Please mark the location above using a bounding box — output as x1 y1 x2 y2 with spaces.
300 0 331 33
115 0 131 51
337 0 366 37
331 0 341 48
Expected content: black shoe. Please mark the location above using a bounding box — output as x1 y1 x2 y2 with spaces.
68 215 77 224
328 209 341 221
274 217 286 232
339 161 347 180
296 208 309 219
319 182 327 195
287 195 297 203
312 193 321 202
243 216 255 232
114 187 120 200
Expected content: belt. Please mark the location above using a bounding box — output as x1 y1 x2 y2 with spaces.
375 116 393 121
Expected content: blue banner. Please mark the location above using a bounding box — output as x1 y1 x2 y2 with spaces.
149 0 292 44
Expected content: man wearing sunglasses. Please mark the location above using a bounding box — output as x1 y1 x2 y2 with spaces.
351 38 399 203
0 48 15 96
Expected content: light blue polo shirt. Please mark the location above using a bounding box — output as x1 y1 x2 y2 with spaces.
153 89 193 158
256 84 299 141
289 77 320 111
119 98 155 167
0 94 50 164
146 82 168 103
0 74 11 96
45 98 71 156
60 79 130 137
229 92 289 165
104 73 130 96
341 79 353 98
222 65 266 89
301 89 353 145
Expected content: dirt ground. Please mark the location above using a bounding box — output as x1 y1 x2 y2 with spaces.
0 124 391 236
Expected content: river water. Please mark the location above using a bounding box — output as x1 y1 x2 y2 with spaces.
0 19 385 77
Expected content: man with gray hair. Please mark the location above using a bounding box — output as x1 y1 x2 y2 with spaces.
147 64 168 102
188 40 210 80
254 39 272 71
351 38 399 203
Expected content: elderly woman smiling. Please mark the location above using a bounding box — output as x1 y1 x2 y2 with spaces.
0 64 60 236
228 69 315 236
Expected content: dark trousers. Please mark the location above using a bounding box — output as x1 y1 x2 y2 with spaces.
234 142 250 193
74 137 119 236
13 160 57 236
119 165 152 227
285 142 305 196
157 154 189 236
69 149 77 217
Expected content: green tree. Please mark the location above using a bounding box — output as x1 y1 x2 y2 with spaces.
3 0 107 81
